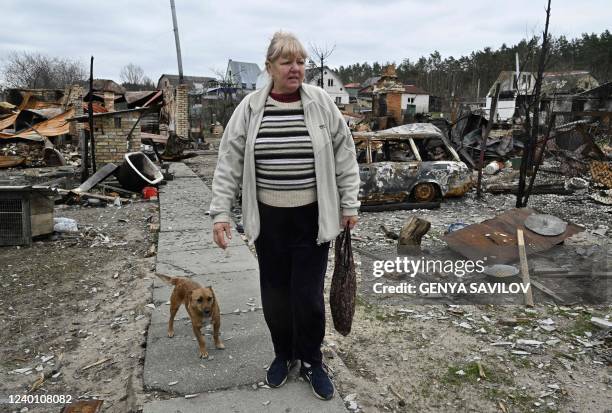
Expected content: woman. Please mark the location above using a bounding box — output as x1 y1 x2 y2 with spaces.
209 31 360 400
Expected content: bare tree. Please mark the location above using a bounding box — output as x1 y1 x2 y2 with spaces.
310 43 336 89
517 0 553 207
119 63 145 85
141 76 155 89
211 68 240 125
1 51 86 88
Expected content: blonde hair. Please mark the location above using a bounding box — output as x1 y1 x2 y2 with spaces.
265 31 308 71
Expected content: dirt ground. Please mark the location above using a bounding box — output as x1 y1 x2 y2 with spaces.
0 180 159 412
1 143 610 413
184 143 612 413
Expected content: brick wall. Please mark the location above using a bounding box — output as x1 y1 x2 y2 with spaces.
66 85 84 144
386 92 402 124
175 84 189 138
93 114 141 165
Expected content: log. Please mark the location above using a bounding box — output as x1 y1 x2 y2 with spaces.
161 131 190 160
398 216 431 255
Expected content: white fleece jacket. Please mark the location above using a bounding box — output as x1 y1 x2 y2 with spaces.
209 81 361 245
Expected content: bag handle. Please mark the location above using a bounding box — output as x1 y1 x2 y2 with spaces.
341 227 352 268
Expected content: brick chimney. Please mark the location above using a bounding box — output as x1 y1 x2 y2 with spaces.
103 91 115 112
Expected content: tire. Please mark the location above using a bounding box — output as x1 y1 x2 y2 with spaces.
412 183 438 203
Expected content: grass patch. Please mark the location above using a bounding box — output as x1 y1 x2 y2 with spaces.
566 313 593 336
485 387 536 411
441 361 511 386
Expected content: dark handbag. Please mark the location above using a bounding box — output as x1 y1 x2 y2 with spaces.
330 227 356 336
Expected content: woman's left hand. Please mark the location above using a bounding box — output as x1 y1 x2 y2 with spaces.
341 215 358 230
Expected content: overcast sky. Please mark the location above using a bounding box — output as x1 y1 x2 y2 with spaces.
0 0 609 84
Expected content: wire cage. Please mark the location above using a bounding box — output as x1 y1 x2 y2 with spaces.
0 192 31 246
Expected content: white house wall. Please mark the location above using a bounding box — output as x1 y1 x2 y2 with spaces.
307 70 349 104
401 93 429 113
486 96 517 121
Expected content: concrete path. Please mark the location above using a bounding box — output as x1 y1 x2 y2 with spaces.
143 162 346 412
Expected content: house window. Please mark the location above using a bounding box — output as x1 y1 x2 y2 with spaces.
251 83 256 89
335 96 342 104
114 117 121 128
328 78 334 87
318 78 323 87
241 83 246 88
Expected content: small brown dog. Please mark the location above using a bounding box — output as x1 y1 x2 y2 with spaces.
156 273 225 358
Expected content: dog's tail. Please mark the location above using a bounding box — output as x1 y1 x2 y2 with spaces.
155 273 179 285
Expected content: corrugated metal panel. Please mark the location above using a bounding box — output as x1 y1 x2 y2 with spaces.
8 108 75 141
0 113 17 130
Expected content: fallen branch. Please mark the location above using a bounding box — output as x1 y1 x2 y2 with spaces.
81 357 112 372
388 384 406 406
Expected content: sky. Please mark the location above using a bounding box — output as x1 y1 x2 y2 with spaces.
0 0 609 84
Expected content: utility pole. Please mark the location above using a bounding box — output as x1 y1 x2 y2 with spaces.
88 56 96 174
170 0 184 84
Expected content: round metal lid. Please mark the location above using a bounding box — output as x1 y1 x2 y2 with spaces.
524 214 567 236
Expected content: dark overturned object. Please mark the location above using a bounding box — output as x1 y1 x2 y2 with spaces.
116 152 163 192
360 201 440 212
485 182 573 195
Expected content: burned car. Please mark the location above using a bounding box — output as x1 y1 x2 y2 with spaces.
353 123 473 206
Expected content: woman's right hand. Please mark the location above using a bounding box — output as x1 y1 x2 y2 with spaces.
213 222 232 249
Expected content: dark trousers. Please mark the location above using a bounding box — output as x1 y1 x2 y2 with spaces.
255 202 330 366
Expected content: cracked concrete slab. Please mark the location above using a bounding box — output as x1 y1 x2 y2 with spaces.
144 311 272 394
155 246 258 276
157 227 245 251
143 379 347 413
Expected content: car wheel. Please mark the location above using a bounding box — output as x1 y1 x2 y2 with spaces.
413 183 437 202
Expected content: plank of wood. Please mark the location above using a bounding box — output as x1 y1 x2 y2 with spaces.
530 279 565 303
536 272 612 278
517 229 534 307
74 163 118 193
54 188 129 203
98 183 138 196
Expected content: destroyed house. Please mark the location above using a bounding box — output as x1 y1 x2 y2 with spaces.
485 71 537 121
156 74 217 93
69 108 145 165
485 70 600 122
226 60 261 91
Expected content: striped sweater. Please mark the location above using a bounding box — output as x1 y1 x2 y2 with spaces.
254 95 317 207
